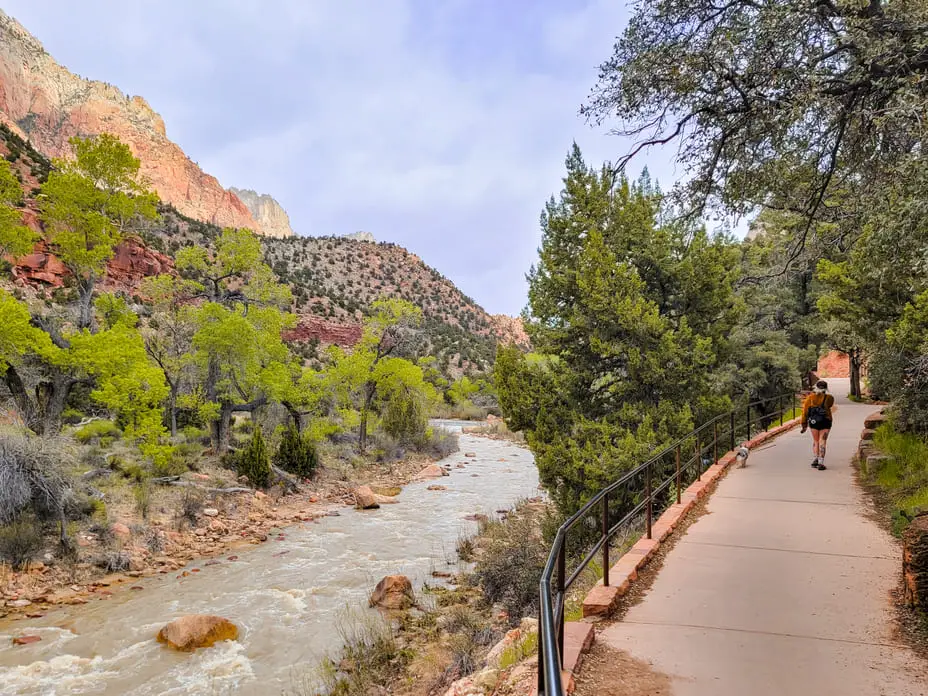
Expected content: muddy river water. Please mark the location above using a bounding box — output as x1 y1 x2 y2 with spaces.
0 425 538 695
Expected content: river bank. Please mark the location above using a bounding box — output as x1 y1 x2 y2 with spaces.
0 428 464 622
0 430 539 696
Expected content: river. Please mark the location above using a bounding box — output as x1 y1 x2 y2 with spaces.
0 425 539 695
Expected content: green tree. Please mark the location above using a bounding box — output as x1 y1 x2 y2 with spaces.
237 425 271 488
328 298 424 452
497 148 738 513
584 1 928 256
39 134 157 329
140 275 199 437
274 424 318 479
0 158 36 261
177 227 294 452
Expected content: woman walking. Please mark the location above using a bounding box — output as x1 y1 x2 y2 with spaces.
801 380 835 470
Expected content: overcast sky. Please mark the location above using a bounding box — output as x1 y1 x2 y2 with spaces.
5 0 709 315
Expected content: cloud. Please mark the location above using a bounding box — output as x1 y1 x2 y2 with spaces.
3 0 691 315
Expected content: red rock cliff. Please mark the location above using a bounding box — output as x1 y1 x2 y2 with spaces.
0 10 289 237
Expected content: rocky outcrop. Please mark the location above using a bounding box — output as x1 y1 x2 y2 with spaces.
489 314 530 349
283 315 363 348
344 231 376 243
12 236 173 292
156 615 239 651
229 188 294 239
0 10 283 236
369 575 415 610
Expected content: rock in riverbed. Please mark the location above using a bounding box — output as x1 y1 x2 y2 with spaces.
156 615 239 651
353 486 380 510
415 464 449 481
369 575 415 610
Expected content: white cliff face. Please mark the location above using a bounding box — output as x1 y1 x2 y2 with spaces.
0 9 292 237
228 188 295 239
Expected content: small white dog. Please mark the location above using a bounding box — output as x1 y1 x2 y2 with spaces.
735 443 750 468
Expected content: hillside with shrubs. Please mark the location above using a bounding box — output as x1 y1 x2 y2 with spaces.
0 130 496 590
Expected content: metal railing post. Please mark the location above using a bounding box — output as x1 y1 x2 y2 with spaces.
557 543 565 669
713 421 719 464
602 493 610 587
646 461 653 540
695 432 701 480
746 404 752 439
777 395 782 426
675 445 682 504
730 411 736 451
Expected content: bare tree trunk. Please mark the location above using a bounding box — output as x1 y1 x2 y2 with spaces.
168 387 178 438
850 350 862 399
37 374 73 436
76 276 96 331
4 366 39 433
358 382 376 453
213 403 233 454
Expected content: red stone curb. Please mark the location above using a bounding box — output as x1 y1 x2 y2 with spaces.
568 417 802 674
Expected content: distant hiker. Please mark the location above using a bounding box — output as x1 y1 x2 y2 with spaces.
800 380 835 470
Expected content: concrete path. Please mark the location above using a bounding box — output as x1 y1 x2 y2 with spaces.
599 379 928 695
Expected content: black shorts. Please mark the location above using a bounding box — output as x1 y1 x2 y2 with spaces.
809 419 832 431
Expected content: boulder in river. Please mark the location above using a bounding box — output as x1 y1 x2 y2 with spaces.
12 635 41 646
414 464 449 481
369 575 415 610
353 486 381 510
156 615 239 651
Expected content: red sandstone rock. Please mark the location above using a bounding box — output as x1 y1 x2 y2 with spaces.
0 13 286 236
284 315 363 348
12 635 41 645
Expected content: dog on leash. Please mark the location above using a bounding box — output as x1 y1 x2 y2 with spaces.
735 443 750 468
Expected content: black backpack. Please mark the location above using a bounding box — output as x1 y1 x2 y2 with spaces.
808 397 828 425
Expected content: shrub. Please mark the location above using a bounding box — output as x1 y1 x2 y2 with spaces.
120 463 148 483
417 427 459 459
381 388 427 445
237 427 271 489
274 426 318 479
0 515 44 570
151 455 188 478
176 489 204 529
0 435 73 527
74 420 121 444
474 512 548 623
134 481 152 520
94 551 130 573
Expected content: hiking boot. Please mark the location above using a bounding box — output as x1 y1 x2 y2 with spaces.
811 458 820 468
816 462 827 470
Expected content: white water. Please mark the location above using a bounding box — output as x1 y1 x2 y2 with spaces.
0 429 538 695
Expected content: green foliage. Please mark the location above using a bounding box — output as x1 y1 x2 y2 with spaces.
0 289 57 373
584 1 928 248
0 515 44 571
498 149 737 513
274 425 318 479
870 423 928 535
238 426 271 489
0 158 35 261
380 387 427 445
74 420 121 444
40 134 157 281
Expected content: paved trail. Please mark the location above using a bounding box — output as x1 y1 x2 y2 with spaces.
598 379 928 695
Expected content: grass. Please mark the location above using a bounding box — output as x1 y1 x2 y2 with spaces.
766 407 802 430
865 423 928 536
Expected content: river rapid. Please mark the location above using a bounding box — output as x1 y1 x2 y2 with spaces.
0 425 539 696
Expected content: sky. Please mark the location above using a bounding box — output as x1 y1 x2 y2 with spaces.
4 0 711 315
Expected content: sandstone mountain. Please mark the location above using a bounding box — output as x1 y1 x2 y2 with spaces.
229 188 294 239
0 9 289 237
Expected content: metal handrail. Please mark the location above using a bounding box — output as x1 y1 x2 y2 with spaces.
537 393 797 695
